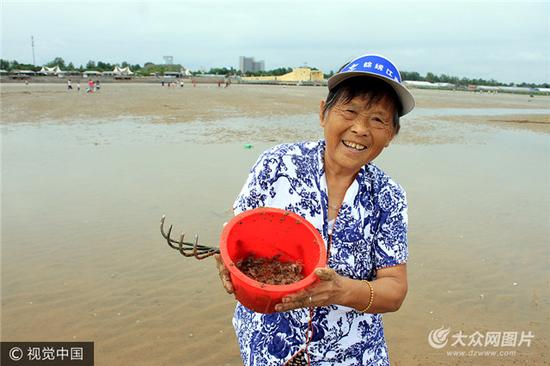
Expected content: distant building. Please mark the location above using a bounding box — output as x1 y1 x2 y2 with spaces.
476 85 536 93
239 56 265 73
241 67 324 83
278 67 323 82
83 70 102 78
404 80 455 89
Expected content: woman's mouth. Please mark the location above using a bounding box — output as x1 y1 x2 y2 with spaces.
342 140 367 151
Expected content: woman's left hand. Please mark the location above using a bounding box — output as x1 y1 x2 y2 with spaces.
274 267 348 312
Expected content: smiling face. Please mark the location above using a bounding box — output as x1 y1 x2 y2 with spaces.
320 93 397 176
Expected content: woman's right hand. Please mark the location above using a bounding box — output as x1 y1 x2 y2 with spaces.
214 254 234 294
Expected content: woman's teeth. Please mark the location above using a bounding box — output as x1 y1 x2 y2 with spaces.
343 140 366 151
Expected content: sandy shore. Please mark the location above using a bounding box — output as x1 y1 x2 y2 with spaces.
1 83 549 127
1 84 549 366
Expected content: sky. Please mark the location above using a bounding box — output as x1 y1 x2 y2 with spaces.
1 0 549 84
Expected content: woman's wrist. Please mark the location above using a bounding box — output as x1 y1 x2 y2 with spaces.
337 277 373 311
336 277 359 308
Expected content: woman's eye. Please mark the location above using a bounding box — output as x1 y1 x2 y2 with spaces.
342 110 356 118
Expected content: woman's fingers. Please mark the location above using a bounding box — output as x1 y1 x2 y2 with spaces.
214 254 234 294
214 253 224 271
275 268 344 311
276 291 325 312
275 296 309 312
315 267 337 281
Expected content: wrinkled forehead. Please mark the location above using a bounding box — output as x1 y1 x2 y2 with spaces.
335 91 398 113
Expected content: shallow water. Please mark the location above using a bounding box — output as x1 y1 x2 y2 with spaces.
1 113 549 365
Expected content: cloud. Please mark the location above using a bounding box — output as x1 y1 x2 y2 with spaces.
1 1 548 83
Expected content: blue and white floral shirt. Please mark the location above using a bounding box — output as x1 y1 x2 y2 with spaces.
233 140 408 366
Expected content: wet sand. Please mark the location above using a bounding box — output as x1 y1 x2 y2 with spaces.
1 83 549 125
1 84 549 365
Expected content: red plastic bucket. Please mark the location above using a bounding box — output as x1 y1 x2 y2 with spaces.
220 207 326 313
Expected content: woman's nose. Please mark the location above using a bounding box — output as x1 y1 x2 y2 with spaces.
350 118 371 136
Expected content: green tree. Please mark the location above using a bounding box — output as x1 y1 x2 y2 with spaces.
425 72 439 83
324 70 335 79
0 59 10 70
96 61 113 71
401 71 421 81
46 57 66 68
85 60 96 70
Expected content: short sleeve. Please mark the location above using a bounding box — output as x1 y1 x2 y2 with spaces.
233 150 278 215
374 183 408 269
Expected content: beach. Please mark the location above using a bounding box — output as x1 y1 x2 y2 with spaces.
2 83 549 126
1 83 549 365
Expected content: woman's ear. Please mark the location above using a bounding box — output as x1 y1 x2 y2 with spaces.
319 100 326 127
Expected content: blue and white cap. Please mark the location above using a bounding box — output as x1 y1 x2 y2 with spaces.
328 54 415 116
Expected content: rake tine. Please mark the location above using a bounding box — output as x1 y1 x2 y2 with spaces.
193 234 205 259
193 234 199 258
165 225 180 250
163 220 212 251
160 215 220 260
178 232 195 257
161 216 181 250
193 249 218 260
160 215 170 239
205 247 219 257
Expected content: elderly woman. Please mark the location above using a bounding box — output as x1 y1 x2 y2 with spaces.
215 53 415 366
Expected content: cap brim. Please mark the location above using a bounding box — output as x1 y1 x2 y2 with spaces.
328 72 415 117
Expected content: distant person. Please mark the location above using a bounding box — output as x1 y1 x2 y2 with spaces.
95 80 101 91
224 78 231 88
218 81 221 87
77 82 81 92
87 79 94 93
180 80 184 88
67 79 73 91
161 81 165 87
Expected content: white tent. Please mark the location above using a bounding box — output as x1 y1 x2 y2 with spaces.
113 66 134 75
39 65 65 75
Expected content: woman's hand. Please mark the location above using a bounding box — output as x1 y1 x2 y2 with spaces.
274 267 348 312
275 264 408 313
214 254 234 294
